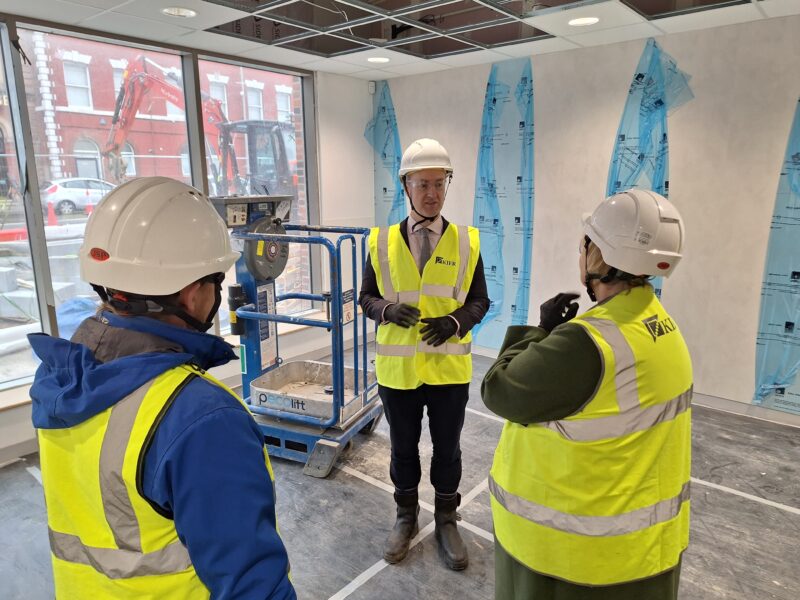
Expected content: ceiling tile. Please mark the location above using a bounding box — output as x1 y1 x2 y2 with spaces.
327 47 420 67
758 0 800 18
345 68 404 80
234 44 318 67
79 11 193 41
0 0 100 24
652 3 764 33
433 48 515 67
170 29 265 54
109 0 251 31
524 0 646 38
300 58 371 75
493 36 580 57
379 60 452 75
66 0 132 8
564 21 664 46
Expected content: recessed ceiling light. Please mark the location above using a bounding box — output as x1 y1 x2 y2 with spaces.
568 17 599 27
161 7 198 18
368 57 391 64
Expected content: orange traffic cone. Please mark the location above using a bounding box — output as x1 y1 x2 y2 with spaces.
47 201 57 226
85 204 94 216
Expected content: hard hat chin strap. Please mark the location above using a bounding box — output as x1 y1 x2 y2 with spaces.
92 278 222 334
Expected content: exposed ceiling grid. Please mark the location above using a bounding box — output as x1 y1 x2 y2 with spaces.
0 0 798 76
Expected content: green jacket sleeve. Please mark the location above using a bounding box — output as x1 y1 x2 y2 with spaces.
480 322 602 424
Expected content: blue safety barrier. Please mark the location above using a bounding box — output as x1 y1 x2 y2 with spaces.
606 38 692 297
753 97 800 415
471 57 534 348
364 81 405 226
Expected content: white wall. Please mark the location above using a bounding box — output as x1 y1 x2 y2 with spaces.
379 15 800 406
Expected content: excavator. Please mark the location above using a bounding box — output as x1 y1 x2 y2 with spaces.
103 55 295 197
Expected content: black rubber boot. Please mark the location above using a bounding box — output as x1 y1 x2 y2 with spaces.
383 494 419 564
434 494 468 571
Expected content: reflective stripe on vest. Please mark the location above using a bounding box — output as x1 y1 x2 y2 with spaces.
377 341 473 356
48 529 192 579
489 477 691 537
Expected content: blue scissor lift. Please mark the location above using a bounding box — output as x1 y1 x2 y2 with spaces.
219 196 382 478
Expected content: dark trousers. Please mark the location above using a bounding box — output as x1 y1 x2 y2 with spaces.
378 383 469 499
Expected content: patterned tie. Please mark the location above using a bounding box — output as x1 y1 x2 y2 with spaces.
418 226 432 274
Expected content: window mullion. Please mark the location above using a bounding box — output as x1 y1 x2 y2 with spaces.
1 20 59 337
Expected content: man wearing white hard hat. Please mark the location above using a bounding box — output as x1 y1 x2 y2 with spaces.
482 189 691 599
360 139 489 570
28 177 296 599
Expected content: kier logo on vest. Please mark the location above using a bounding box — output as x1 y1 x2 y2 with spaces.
435 256 456 267
642 314 677 341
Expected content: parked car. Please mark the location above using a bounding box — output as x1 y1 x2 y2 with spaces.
39 178 116 215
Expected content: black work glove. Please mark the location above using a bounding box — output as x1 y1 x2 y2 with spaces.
538 292 580 333
420 316 458 347
384 303 421 328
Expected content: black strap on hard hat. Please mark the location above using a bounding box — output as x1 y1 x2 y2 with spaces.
91 272 224 333
582 235 641 302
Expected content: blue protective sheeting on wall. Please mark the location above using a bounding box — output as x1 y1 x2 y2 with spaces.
606 38 692 296
472 58 534 348
754 98 800 415
364 81 405 226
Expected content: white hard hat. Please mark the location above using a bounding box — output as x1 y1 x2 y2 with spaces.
398 138 453 178
583 189 684 277
80 177 239 296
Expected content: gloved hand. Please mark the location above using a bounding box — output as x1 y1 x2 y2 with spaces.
384 303 421 328
420 316 458 347
538 292 580 332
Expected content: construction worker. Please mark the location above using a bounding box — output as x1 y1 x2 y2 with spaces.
28 177 296 599
360 138 490 570
483 189 691 599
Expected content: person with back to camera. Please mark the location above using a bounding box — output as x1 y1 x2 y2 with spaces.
29 176 296 599
483 189 692 600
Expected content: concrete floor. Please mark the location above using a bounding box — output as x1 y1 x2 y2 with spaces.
1 354 799 599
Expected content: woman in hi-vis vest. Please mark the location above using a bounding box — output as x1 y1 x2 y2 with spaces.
483 190 692 600
29 177 295 599
359 139 489 571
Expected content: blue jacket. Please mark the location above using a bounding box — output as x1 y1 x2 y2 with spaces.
29 312 296 600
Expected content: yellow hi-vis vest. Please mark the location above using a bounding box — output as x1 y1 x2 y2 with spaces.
38 364 279 599
368 222 480 390
489 285 692 586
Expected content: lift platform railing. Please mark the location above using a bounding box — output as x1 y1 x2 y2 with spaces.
233 224 374 429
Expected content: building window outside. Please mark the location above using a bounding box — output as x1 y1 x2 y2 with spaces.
246 87 263 121
112 67 124 97
121 142 136 176
209 81 227 118
276 90 292 123
64 61 92 109
73 138 102 179
180 148 191 178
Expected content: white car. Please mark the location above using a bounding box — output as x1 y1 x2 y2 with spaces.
40 178 116 215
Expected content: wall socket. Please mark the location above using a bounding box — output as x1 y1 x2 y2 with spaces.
368 81 376 94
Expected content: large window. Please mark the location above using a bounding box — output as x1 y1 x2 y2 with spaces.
0 20 315 388
199 60 311 321
17 29 192 380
